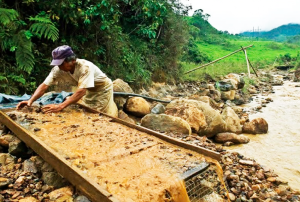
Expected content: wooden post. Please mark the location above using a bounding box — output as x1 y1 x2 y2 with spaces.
184 45 253 75
244 49 251 77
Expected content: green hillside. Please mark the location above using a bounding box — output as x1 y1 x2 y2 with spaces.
240 23 300 42
181 16 300 81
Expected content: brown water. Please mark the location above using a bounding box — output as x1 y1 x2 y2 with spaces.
226 81 300 191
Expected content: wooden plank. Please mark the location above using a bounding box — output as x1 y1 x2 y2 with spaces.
77 103 221 161
0 111 120 202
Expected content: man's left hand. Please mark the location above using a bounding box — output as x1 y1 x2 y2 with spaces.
42 104 64 113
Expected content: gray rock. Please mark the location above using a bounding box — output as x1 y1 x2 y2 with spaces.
8 140 27 157
74 195 91 202
42 172 68 188
151 103 165 114
24 159 38 173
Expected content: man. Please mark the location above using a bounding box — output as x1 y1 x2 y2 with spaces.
16 45 118 117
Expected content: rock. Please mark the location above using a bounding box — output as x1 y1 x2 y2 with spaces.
216 79 238 91
165 101 207 133
215 133 250 144
209 89 221 102
118 110 135 124
242 118 268 134
166 99 226 137
8 139 28 157
151 103 166 114
124 97 150 117
207 84 215 90
24 159 38 173
221 90 236 100
0 153 15 166
188 95 210 103
14 176 26 187
19 197 39 202
113 79 134 93
42 172 68 188
48 186 73 201
223 141 234 146
239 159 254 166
74 195 91 202
222 107 242 133
271 75 283 86
113 79 134 109
228 193 236 201
0 134 17 147
0 177 11 188
225 73 244 89
275 185 289 196
141 114 191 135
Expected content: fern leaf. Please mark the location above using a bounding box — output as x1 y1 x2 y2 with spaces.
0 8 19 25
13 30 35 73
29 16 59 41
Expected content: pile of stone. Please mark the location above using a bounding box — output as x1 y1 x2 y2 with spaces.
0 125 89 202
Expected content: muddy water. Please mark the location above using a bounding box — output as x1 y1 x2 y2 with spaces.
226 81 300 191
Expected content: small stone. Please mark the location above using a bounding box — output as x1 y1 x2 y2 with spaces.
0 178 11 188
228 193 236 201
24 159 38 173
239 159 254 166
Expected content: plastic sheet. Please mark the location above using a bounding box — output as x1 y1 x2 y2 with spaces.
0 91 73 109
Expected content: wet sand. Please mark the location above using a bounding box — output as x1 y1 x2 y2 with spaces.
226 81 300 191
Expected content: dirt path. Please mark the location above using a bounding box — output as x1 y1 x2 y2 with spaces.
226 81 300 191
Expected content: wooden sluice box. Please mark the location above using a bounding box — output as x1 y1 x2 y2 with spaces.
0 105 226 202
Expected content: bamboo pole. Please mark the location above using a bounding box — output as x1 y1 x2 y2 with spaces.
243 49 251 77
184 44 253 74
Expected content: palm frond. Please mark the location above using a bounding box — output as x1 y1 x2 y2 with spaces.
29 16 59 42
0 8 19 25
13 30 35 73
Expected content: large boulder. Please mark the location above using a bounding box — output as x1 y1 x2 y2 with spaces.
222 107 242 133
113 79 134 109
124 97 150 117
166 99 226 137
214 132 250 144
141 114 191 135
243 118 268 134
165 102 207 133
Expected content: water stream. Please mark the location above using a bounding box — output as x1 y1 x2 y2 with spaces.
225 81 300 191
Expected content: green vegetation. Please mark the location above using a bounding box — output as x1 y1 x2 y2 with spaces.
0 0 190 94
1 2 300 95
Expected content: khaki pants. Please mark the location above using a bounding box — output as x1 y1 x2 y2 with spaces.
82 78 118 117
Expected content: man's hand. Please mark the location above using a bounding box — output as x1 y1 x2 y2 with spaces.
42 104 64 113
16 100 33 110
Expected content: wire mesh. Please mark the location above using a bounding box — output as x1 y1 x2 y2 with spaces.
184 168 214 201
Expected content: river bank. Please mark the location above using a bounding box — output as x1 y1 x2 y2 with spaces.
226 80 300 191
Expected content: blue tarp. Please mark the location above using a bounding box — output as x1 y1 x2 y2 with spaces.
0 92 73 109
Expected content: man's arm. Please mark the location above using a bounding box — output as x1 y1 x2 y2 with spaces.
16 83 49 110
42 88 86 113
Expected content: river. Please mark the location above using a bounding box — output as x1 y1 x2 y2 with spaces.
225 80 300 191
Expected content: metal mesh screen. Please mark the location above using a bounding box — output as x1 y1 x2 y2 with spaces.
184 168 214 201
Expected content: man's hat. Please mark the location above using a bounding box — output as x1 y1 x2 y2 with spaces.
50 45 74 66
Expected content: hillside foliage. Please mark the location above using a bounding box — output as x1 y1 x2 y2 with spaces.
0 0 190 94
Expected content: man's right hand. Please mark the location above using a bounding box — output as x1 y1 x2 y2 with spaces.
16 100 32 110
